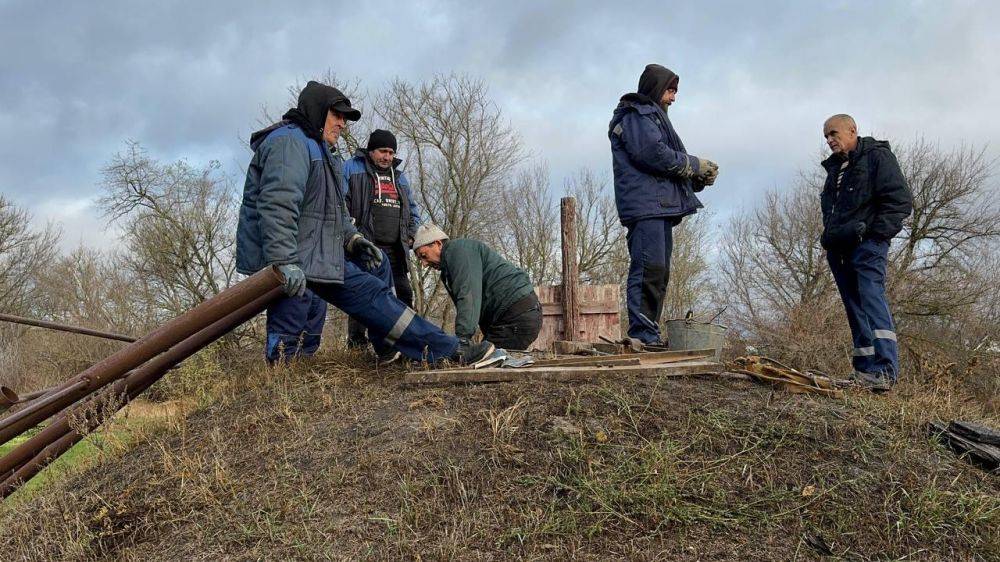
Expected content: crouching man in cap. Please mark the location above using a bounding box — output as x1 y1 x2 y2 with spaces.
343 129 421 350
412 224 542 351
820 114 912 392
237 81 503 368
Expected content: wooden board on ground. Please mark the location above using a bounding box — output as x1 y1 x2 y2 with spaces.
531 348 714 367
402 360 723 386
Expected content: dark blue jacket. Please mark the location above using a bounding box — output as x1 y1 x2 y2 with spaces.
343 149 421 258
820 136 912 251
236 122 359 284
608 94 703 225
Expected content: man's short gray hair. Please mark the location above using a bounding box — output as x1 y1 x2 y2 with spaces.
825 113 857 130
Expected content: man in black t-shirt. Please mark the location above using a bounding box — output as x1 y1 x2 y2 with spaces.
343 130 422 350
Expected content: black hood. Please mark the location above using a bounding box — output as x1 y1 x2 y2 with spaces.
281 81 360 142
636 64 679 105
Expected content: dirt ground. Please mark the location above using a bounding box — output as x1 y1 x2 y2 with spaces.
1 350 997 560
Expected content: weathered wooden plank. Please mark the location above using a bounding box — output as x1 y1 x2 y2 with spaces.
532 350 711 368
545 344 715 365
560 198 579 342
529 357 642 368
402 360 723 386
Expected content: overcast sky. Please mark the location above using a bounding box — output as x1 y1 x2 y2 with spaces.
1 0 997 251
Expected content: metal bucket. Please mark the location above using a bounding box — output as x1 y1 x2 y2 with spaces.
664 319 727 360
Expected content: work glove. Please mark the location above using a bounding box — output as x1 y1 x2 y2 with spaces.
695 158 719 180
277 264 306 297
347 234 384 270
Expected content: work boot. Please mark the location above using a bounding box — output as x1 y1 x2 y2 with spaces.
377 349 402 366
849 370 894 393
451 339 506 369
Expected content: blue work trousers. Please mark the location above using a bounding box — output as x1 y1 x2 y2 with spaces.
308 257 458 362
625 218 675 344
265 254 393 363
827 238 899 381
265 290 327 364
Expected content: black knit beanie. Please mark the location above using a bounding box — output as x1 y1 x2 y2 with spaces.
366 129 397 151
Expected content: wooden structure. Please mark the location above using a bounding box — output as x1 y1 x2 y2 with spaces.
531 197 621 350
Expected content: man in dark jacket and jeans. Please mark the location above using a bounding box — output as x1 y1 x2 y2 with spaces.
821 114 912 391
413 224 542 351
237 81 501 368
343 129 421 349
609 64 719 345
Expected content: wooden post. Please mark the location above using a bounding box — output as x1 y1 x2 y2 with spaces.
560 197 579 341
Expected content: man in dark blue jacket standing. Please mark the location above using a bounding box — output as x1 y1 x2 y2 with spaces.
820 114 912 391
237 81 501 368
608 64 719 345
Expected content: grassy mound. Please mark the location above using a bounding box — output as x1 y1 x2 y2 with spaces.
1 350 997 560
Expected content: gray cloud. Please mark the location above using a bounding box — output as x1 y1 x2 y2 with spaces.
1 0 997 249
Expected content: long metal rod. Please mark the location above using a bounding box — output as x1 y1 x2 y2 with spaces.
0 267 282 448
0 313 137 343
0 286 284 496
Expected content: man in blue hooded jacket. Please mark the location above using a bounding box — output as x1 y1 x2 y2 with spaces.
608 64 719 345
237 81 501 367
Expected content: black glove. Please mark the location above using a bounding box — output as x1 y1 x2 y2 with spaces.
276 264 306 297
346 234 384 270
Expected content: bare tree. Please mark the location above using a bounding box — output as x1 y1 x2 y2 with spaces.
99 141 238 317
9 248 157 389
663 212 714 321
0 195 59 315
490 163 560 285
889 141 1000 317
719 178 833 330
566 168 628 285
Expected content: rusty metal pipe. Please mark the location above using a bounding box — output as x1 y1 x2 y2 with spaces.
9 387 48 404
0 267 282 448
0 313 137 343
1 429 78 496
0 380 91 436
0 286 284 496
0 387 18 414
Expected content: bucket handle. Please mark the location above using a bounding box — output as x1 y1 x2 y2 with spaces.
683 306 727 325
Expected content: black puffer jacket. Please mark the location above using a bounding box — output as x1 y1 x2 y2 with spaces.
820 137 912 251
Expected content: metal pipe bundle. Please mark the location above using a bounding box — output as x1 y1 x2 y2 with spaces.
0 267 283 499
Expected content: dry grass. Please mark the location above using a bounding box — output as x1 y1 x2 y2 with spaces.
0 348 996 560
